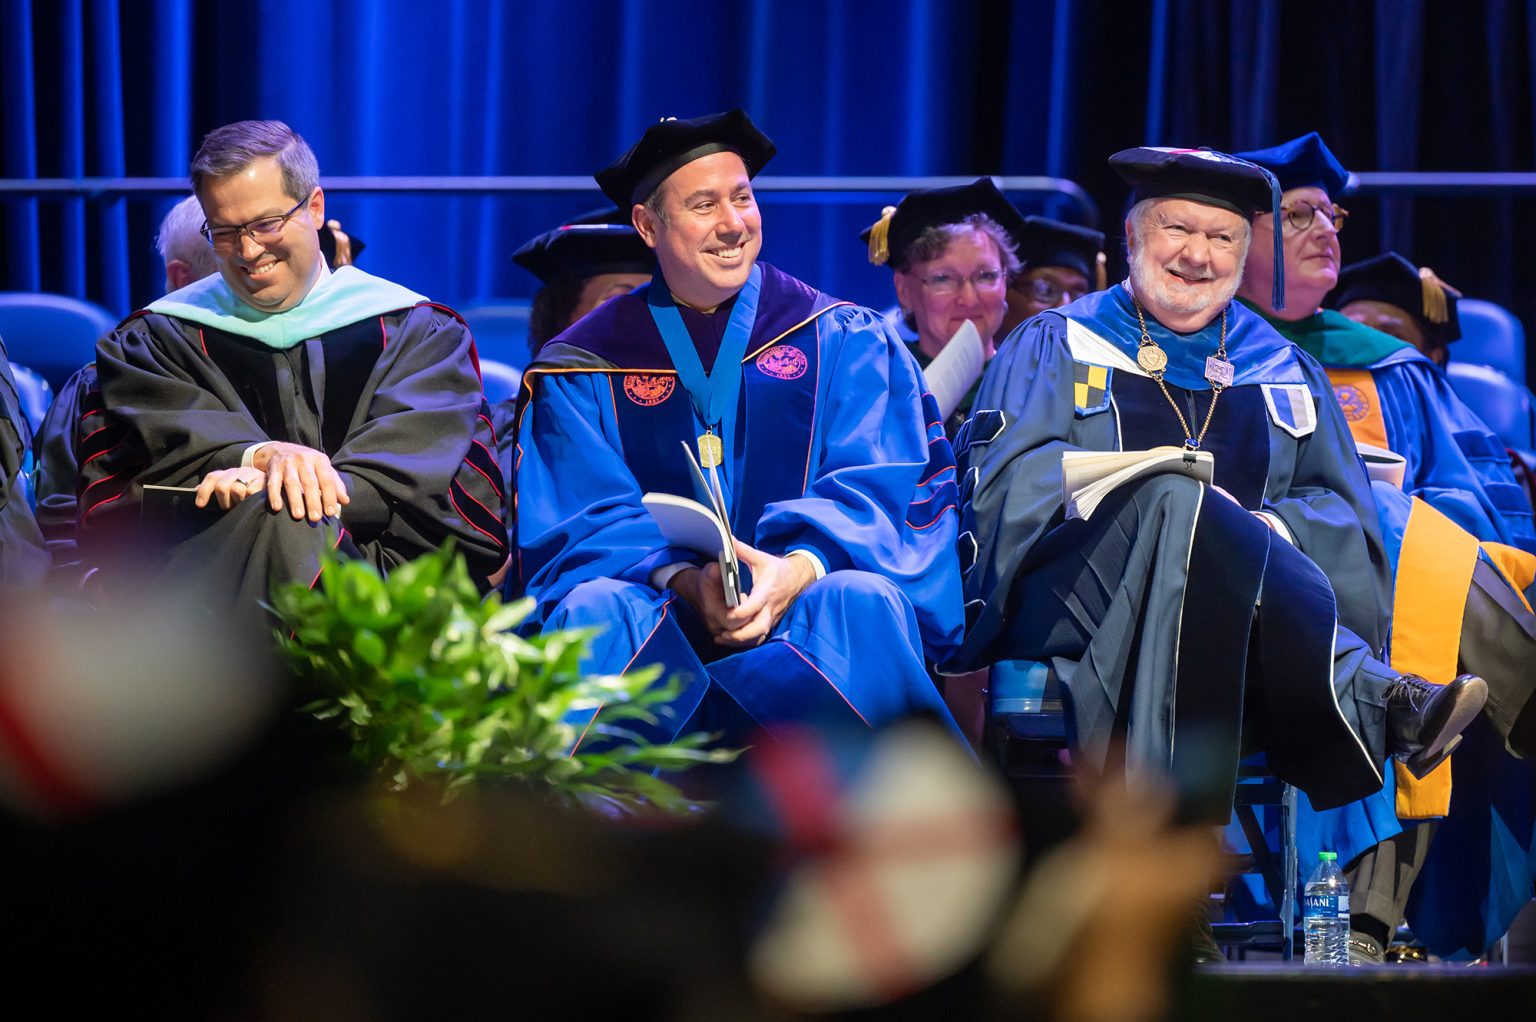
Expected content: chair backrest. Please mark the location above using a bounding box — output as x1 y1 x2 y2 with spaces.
0 293 118 391
479 358 523 406
1456 298 1527 381
7 362 54 436
459 301 533 371
1447 361 1536 450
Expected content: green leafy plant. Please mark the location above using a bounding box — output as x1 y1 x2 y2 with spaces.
268 544 737 814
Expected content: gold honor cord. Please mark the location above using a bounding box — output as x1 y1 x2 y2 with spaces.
1132 295 1232 452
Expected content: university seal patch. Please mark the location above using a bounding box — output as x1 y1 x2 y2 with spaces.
623 373 675 406
1333 383 1370 422
756 345 808 380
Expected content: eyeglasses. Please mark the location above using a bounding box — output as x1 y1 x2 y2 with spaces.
200 193 312 252
1016 278 1084 305
916 267 1006 296
1279 200 1349 234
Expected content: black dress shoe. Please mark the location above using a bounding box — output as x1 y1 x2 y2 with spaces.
1386 673 1488 778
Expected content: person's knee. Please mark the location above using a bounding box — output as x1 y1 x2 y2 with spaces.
552 576 655 627
803 569 908 617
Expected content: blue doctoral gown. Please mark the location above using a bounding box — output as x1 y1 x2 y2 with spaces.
513 263 964 746
956 284 1399 819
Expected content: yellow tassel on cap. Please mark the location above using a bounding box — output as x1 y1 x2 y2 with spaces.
1418 266 1461 325
866 205 898 266
1095 251 1108 293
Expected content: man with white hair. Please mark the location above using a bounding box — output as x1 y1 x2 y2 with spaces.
952 147 1487 859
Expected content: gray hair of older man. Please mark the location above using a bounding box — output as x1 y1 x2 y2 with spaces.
155 195 219 281
190 119 320 204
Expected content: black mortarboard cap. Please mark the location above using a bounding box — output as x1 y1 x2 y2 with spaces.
1110 146 1286 309
595 109 777 208
859 177 1027 269
1325 252 1462 346
511 223 655 284
1233 132 1352 197
1016 215 1106 288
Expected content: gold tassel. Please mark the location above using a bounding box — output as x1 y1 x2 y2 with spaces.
1095 251 1108 293
866 205 898 266
1418 266 1461 325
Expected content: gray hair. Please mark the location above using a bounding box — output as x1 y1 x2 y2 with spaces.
156 194 218 278
894 214 1022 276
191 119 320 202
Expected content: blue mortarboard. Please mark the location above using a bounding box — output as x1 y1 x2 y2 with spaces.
1016 215 1106 289
595 109 777 208
859 177 1027 268
1325 252 1462 346
511 223 655 284
1233 132 1352 197
1109 146 1287 310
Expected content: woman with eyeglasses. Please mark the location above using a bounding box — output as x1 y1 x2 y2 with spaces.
862 179 1024 436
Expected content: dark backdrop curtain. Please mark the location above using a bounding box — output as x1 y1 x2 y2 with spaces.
4 0 1536 382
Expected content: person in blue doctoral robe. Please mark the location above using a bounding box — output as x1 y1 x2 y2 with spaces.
513 111 963 748
954 146 1487 863
1238 133 1536 962
0 341 50 588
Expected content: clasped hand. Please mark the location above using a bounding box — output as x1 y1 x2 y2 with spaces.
668 539 818 648
193 442 350 522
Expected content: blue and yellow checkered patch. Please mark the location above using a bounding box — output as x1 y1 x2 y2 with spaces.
1074 362 1111 414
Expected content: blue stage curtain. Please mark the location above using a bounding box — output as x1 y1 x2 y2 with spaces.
5 0 1536 359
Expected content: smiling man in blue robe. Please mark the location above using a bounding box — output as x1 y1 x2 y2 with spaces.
513 110 963 747
954 147 1491 865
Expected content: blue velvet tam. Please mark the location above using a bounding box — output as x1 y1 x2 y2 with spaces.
1234 132 1352 198
595 109 776 208
1110 145 1286 309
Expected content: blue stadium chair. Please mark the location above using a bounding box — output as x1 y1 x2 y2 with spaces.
479 358 523 406
8 363 54 436
0 293 118 391
1448 362 1536 451
459 301 533 370
990 660 1296 959
1457 298 1526 381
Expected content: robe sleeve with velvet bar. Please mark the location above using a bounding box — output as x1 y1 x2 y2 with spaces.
32 362 97 576
513 263 964 745
954 286 1398 819
0 343 50 588
78 301 506 616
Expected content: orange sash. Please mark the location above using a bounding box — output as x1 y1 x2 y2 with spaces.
1390 498 1479 817
1326 368 1390 451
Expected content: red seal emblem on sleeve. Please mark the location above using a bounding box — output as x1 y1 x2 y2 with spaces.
756 345 808 380
1333 384 1369 422
623 374 676 406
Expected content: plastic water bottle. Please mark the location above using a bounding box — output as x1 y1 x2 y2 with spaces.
1303 851 1351 965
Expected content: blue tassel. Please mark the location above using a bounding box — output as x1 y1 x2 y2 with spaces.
1262 167 1285 311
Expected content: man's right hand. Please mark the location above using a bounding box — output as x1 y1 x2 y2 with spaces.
251 442 350 522
668 562 759 646
194 468 268 511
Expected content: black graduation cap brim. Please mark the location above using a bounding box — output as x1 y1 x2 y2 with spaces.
1110 146 1286 309
595 109 777 208
1017 215 1104 280
861 178 1027 269
1233 132 1352 197
1326 251 1462 345
511 224 656 284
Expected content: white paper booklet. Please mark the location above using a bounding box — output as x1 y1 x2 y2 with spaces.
923 319 987 421
641 442 744 606
1061 446 1215 520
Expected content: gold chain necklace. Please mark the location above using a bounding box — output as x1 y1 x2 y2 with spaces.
1131 295 1233 451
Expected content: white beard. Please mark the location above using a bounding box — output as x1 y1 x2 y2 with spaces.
1129 244 1243 319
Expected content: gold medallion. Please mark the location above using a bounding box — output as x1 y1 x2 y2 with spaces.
1137 343 1168 374
698 432 724 468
